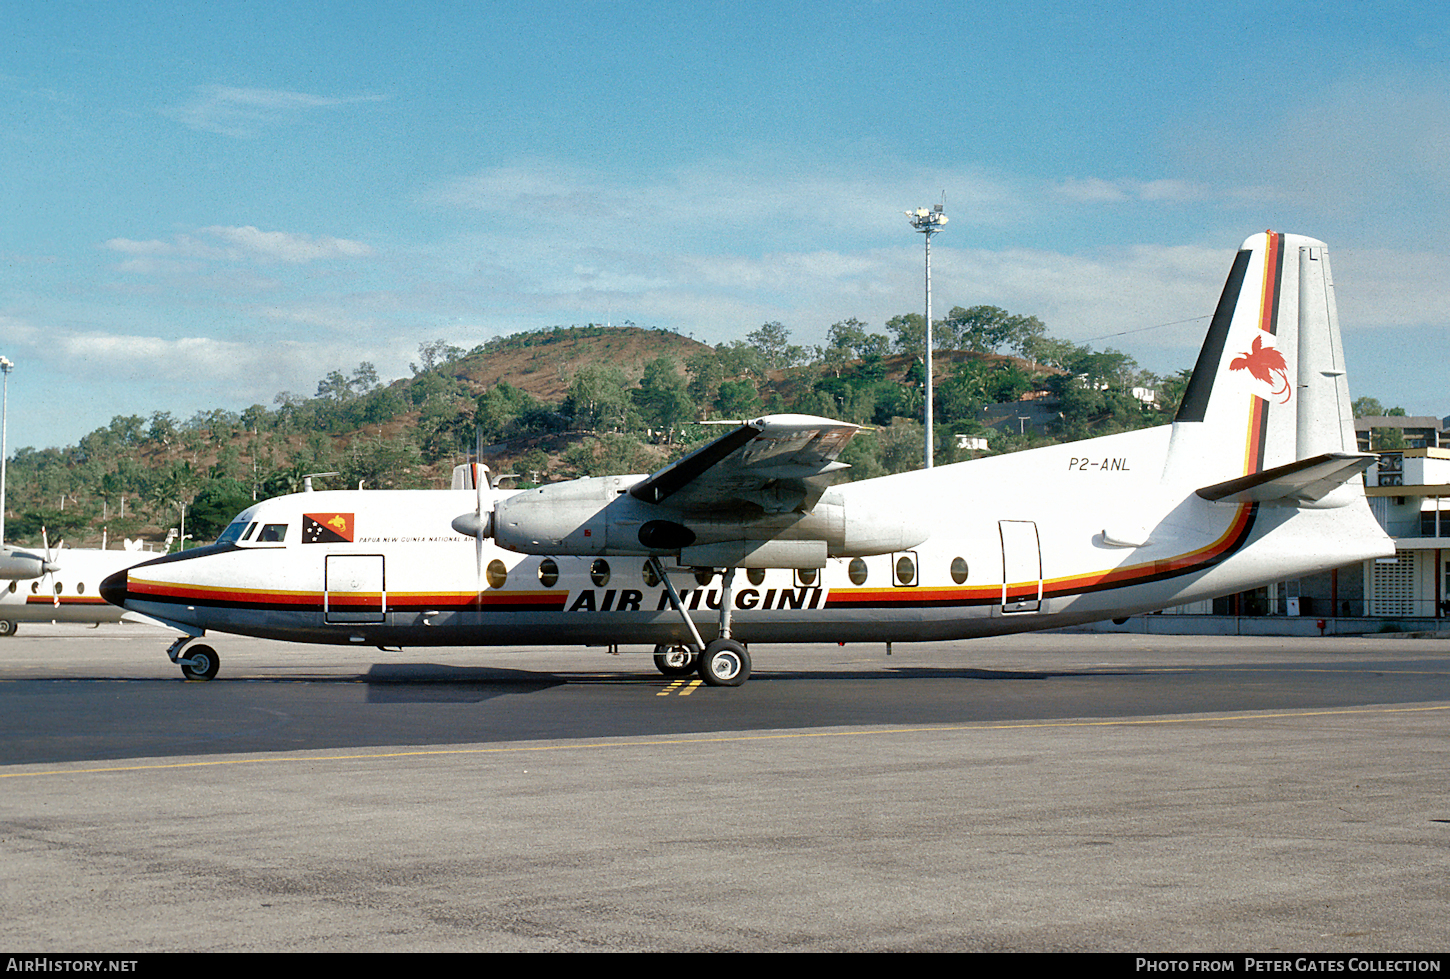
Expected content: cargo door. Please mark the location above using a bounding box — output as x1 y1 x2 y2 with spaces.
325 554 386 624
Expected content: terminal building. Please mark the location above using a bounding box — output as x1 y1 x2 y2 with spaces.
1360 446 1449 618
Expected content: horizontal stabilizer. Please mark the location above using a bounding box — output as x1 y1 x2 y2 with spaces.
1195 452 1375 505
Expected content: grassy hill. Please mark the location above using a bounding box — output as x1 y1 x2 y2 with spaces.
2 321 1175 551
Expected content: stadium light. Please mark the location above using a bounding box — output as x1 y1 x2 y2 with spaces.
906 203 947 468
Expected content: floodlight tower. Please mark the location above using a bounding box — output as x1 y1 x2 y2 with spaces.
0 356 12 544
906 203 947 468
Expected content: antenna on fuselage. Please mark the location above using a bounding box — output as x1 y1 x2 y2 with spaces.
302 472 340 492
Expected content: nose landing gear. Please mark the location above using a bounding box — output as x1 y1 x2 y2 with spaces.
167 635 220 681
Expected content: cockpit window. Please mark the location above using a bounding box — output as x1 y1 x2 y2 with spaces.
257 523 288 543
240 522 257 541
215 517 252 545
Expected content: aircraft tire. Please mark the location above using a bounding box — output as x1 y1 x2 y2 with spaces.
698 639 750 687
0 619 15 637
653 645 697 676
180 644 220 681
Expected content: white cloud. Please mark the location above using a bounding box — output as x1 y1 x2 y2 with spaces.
202 226 374 263
423 158 1030 246
162 85 384 138
106 226 373 268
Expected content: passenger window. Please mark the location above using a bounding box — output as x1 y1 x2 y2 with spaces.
894 554 917 587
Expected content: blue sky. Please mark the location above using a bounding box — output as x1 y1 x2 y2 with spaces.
3 1 1448 451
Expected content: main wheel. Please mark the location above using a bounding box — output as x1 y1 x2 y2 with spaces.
0 619 15 637
698 639 750 687
653 644 697 676
180 644 220 681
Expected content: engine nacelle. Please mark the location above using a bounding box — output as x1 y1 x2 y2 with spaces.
469 475 928 566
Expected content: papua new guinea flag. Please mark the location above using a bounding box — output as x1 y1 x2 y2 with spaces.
303 513 354 544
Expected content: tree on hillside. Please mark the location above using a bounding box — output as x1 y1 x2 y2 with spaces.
746 322 806 370
715 378 760 418
937 305 1047 357
411 339 464 375
189 478 255 541
633 357 693 442
686 351 725 412
715 340 767 379
149 460 203 547
886 313 925 355
563 363 633 432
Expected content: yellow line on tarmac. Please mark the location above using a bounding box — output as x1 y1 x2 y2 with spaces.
656 679 703 696
3 703 1448 782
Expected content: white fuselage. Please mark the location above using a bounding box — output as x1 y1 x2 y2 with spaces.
104 422 1390 649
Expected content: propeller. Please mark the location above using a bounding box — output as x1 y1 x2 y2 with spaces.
450 429 498 589
40 527 63 607
473 462 487 584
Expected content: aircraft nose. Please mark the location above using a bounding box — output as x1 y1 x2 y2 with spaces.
99 569 130 608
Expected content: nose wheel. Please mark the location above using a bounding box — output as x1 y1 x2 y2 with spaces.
167 636 220 681
179 643 220 681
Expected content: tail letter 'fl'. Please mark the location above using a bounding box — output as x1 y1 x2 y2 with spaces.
1229 334 1291 404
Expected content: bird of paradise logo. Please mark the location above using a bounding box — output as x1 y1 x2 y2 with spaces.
1229 334 1291 404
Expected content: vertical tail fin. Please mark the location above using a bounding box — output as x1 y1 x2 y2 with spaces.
1165 232 1357 486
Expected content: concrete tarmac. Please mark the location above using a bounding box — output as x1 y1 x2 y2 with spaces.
1 624 1448 952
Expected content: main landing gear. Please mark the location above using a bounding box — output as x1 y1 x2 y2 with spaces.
167 635 220 681
647 558 753 687
652 644 696 676
699 638 750 686
652 640 752 686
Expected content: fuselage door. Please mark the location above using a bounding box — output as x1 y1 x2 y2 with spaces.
999 520 1042 613
325 554 386 624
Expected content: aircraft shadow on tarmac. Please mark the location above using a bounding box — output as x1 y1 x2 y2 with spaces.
356 662 1134 704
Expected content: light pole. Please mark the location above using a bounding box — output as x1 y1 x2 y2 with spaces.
906 204 947 468
0 356 11 544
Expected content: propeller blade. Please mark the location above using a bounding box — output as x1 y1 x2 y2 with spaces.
475 463 485 586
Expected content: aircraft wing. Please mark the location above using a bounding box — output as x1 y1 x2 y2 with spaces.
629 414 859 514
1195 452 1377 504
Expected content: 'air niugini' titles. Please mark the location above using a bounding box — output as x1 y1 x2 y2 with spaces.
566 586 826 613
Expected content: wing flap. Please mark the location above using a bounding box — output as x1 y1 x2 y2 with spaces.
630 414 859 513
